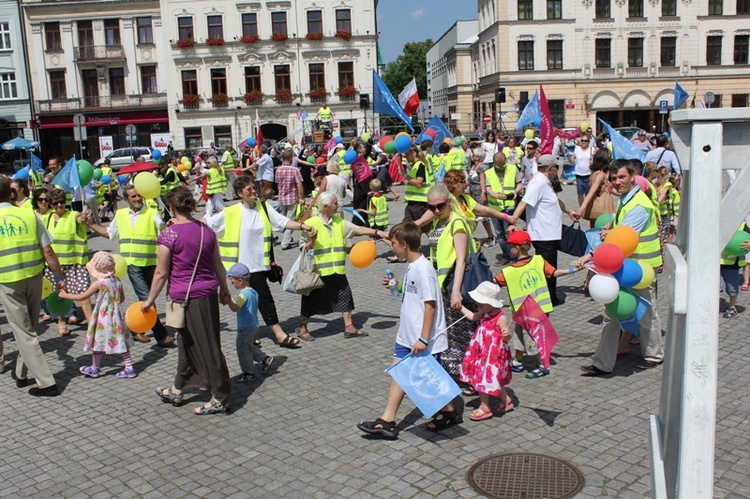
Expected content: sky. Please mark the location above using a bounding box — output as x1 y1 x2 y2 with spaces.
376 0 477 64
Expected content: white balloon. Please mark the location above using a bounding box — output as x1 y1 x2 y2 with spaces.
589 274 620 304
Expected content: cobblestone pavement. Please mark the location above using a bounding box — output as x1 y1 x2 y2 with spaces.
0 183 748 498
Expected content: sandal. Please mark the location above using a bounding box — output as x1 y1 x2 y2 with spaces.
426 410 462 432
278 335 301 349
194 398 230 415
344 328 368 339
79 365 100 378
492 399 515 416
155 386 184 407
741 283 750 292
42 314 52 322
462 387 477 397
294 327 315 342
57 323 70 337
67 316 79 325
469 405 494 421
357 418 399 439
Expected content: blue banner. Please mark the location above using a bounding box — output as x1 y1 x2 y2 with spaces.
415 115 453 154
51 156 81 193
598 119 645 161
618 291 651 337
372 70 414 132
386 353 461 419
515 90 540 130
31 153 45 173
673 80 689 110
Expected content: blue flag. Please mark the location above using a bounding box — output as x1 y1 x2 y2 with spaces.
618 291 651 337
415 115 453 154
673 80 689 110
386 354 461 419
515 90 540 130
31 153 45 173
51 156 81 193
372 70 414 132
11 166 30 180
598 119 645 161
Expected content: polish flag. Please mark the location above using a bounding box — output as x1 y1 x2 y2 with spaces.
398 77 420 116
255 109 263 153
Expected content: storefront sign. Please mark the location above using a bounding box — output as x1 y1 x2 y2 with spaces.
150 133 173 153
40 110 169 129
99 136 114 157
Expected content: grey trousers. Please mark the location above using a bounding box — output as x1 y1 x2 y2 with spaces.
591 284 664 372
236 328 266 374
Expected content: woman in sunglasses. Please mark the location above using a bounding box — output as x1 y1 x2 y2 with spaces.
42 188 93 335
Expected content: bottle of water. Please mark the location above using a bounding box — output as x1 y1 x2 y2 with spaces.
385 269 400 300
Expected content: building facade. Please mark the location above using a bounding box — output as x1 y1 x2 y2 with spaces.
434 0 750 135
160 0 378 150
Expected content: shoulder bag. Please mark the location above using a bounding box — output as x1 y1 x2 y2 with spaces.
165 223 204 329
443 217 492 304
259 201 284 283
293 247 324 296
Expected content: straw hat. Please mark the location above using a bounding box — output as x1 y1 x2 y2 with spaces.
86 251 116 280
468 281 504 308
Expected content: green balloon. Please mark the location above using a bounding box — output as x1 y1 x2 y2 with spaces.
724 230 750 257
307 155 315 163
93 168 103 180
605 290 637 319
47 291 73 317
455 136 463 147
595 214 614 228
384 140 397 155
77 160 94 186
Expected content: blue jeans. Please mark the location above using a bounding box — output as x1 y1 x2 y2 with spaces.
127 265 169 341
492 208 515 261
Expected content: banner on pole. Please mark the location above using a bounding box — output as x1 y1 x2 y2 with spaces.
386 354 461 418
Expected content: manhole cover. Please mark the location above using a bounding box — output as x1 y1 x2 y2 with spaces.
466 452 584 499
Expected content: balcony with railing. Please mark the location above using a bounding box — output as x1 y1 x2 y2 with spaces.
36 93 168 113
73 45 125 62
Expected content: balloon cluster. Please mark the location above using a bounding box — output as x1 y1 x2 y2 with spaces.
588 226 654 319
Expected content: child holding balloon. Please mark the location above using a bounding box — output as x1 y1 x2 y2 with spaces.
58 251 136 379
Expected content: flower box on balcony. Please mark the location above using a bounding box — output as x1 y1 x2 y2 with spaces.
176 38 195 49
206 37 225 46
182 94 200 107
334 30 352 41
275 89 292 100
241 34 260 44
271 32 288 42
244 91 264 104
211 93 228 106
338 85 357 97
309 88 327 99
306 32 323 41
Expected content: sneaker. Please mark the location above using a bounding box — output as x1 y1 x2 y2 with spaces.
482 238 496 248
637 360 663 370
723 306 738 318
525 366 550 379
234 373 256 383
116 368 137 379
262 356 274 373
79 365 100 378
511 359 524 373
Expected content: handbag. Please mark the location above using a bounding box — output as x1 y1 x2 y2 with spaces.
165 223 204 328
559 222 588 257
292 248 324 296
259 200 284 284
443 218 492 304
584 192 615 221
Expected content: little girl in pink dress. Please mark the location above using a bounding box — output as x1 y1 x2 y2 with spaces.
460 281 513 421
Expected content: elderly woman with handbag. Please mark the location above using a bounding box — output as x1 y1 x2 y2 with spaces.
141 186 233 415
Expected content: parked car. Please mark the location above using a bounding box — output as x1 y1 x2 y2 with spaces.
614 127 652 140
94 147 153 169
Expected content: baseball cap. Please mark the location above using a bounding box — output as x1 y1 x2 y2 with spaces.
507 230 532 245
227 263 250 279
537 154 557 168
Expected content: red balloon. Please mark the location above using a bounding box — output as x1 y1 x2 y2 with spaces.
378 136 393 150
593 243 625 274
425 128 437 139
315 156 326 164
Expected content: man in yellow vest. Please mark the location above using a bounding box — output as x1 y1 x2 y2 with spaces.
0 176 66 396
220 144 237 200
576 159 664 375
316 103 333 134
446 138 466 171
205 158 227 217
86 185 174 347
401 147 432 227
482 152 522 264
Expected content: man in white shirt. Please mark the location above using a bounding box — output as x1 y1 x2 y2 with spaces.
520 140 539 188
509 155 578 306
250 145 275 198
570 134 593 206
644 135 681 175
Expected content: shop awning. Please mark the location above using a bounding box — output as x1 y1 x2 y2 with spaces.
40 110 169 129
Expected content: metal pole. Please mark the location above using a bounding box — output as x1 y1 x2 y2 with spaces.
77 124 83 159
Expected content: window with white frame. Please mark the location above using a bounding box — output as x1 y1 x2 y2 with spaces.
0 23 11 50
0 73 18 99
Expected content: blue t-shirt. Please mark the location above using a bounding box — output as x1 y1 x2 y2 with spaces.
235 287 260 330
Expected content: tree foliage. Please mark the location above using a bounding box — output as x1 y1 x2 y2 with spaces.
381 39 433 99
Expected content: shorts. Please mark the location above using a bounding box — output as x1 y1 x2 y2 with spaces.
720 265 740 297
393 343 442 362
575 175 591 196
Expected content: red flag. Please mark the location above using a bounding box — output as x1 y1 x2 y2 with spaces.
389 153 406 183
398 77 420 116
538 85 554 155
512 296 559 369
254 110 263 154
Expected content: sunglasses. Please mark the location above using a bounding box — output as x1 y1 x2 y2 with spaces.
51 200 66 206
581 140 589 143
427 201 448 212
37 198 48 202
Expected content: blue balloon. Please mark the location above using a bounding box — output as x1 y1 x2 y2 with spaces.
101 175 112 185
612 258 643 288
343 149 357 164
334 136 343 144
118 174 128 184
395 135 411 154
247 137 257 147
151 149 162 161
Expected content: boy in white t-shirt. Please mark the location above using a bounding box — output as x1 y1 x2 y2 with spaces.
357 222 451 440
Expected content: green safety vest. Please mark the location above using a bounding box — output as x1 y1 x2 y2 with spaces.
483 165 518 211
218 203 272 269
0 206 45 283
306 215 346 276
45 210 87 266
369 195 389 227
615 189 663 268
721 223 747 266
160 166 182 196
116 207 159 267
404 160 432 203
501 255 553 314
206 166 226 195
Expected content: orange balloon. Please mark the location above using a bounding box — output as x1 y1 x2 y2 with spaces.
350 240 377 269
177 164 187 172
604 225 639 258
126 302 157 334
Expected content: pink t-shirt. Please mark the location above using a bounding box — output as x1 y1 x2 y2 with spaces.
157 221 219 301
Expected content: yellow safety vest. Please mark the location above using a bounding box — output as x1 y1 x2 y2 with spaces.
615 189 662 268
29 169 43 190
338 153 351 176
669 189 680 219
19 198 34 210
206 167 226 195
0 206 45 283
116 207 159 267
319 107 332 121
222 151 235 168
432 215 470 288
95 184 107 205
218 203 272 270
45 210 87 266
404 160 431 203
369 195 389 227
483 165 518 211
306 215 346 276
501 255 553 314
502 146 524 167
721 223 747 266
160 166 182 196
657 182 672 217
447 148 465 170
456 194 477 228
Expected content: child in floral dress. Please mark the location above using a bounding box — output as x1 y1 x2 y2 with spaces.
59 251 135 378
459 281 513 421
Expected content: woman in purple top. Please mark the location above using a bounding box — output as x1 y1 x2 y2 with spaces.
142 186 233 415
